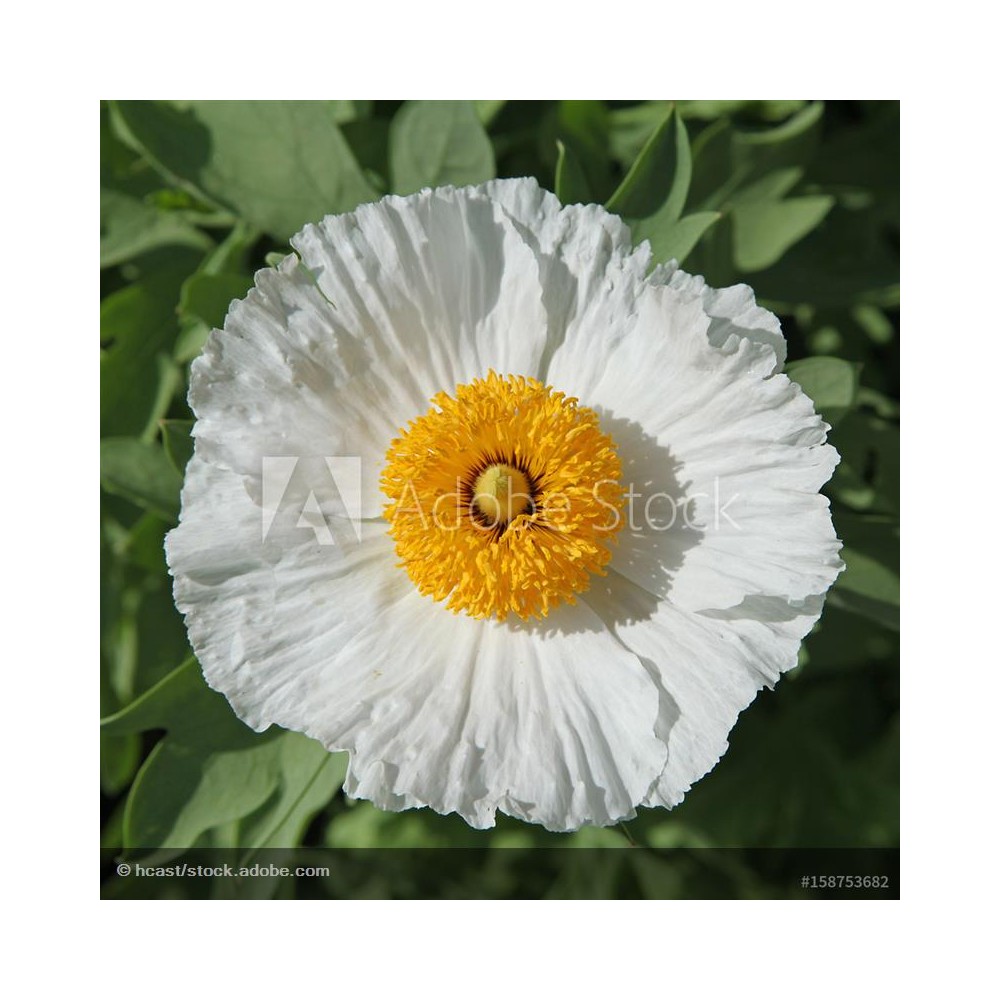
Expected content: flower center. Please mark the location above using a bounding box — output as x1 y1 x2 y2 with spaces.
381 371 624 621
472 463 532 525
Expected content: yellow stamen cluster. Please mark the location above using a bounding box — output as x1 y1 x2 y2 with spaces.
381 371 624 620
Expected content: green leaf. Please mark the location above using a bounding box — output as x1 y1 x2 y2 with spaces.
101 731 142 795
195 219 260 276
606 106 690 224
608 101 673 165
133 578 190 689
855 386 899 420
731 195 835 272
730 101 825 188
686 119 735 212
103 659 343 851
679 100 807 123
125 747 246 850
101 255 198 439
729 166 803 205
667 679 893 847
104 658 266 848
633 211 721 266
832 549 900 631
389 101 495 195
101 101 164 200
792 304 897 362
829 513 899 630
125 736 279 850
237 736 347 852
101 188 212 268
102 658 214 737
554 140 592 205
160 419 194 476
101 438 182 522
119 512 173 574
326 800 485 849
329 100 372 124
474 100 506 126
785 357 860 426
100 534 192 707
741 199 899 310
111 101 378 239
341 118 390 191
852 304 896 346
687 103 825 213
829 410 899 516
179 271 252 328
549 101 613 203
803 606 898 675
174 222 257 362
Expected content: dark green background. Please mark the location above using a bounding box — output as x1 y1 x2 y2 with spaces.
100 100 899 899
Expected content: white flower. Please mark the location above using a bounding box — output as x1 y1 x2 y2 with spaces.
166 178 843 833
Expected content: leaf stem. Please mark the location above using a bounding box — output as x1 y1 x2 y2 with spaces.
618 822 638 847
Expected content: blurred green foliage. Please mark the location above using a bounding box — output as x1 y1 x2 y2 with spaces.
100 100 899 898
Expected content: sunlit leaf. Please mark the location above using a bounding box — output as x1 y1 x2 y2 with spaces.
688 103 824 213
125 734 280 849
112 101 377 239
608 101 673 164
101 188 211 268
748 200 899 309
474 100 506 126
606 105 689 224
238 737 347 852
100 438 182 522
732 195 834 272
389 101 495 195
633 211 720 266
329 100 372 124
103 659 344 852
785 356 860 426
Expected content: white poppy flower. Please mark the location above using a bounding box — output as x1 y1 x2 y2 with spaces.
166 178 843 833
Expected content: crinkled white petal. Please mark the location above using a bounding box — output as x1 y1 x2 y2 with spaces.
481 178 651 384
545 266 840 612
167 456 668 832
653 264 787 375
583 571 824 809
191 185 548 518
